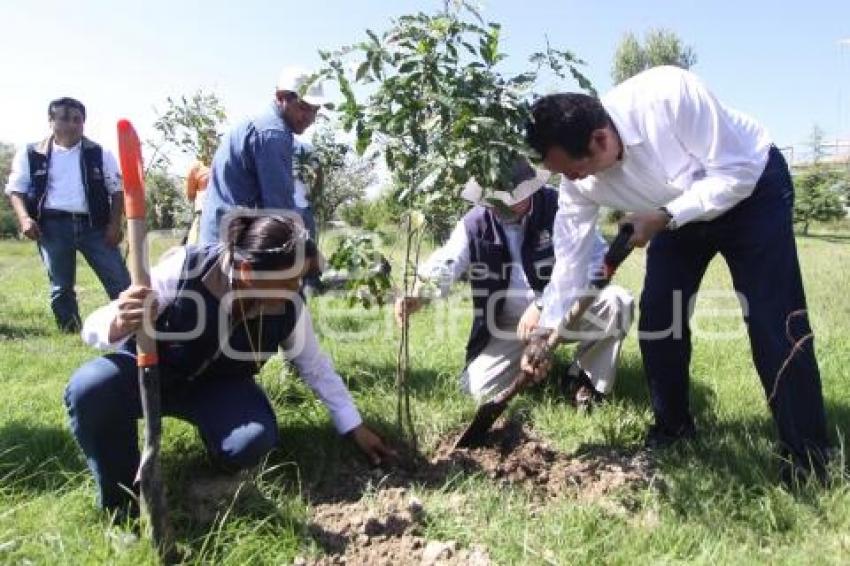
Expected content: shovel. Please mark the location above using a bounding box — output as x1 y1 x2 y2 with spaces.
454 223 635 449
117 119 175 559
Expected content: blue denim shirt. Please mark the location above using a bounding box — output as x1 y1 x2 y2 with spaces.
199 103 295 243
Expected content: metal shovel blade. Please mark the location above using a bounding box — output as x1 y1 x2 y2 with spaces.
453 397 510 449
453 372 527 449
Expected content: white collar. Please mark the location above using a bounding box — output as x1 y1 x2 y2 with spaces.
51 140 82 153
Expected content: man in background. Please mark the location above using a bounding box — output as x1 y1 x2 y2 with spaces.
4 97 130 332
199 67 324 243
183 159 210 244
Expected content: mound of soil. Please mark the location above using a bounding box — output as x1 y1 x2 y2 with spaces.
307 419 657 503
433 420 658 502
304 487 491 565
302 419 660 564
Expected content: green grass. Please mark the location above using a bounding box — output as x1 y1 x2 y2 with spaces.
1 227 849 564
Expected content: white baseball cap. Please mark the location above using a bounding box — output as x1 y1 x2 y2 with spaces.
276 66 325 106
461 158 551 207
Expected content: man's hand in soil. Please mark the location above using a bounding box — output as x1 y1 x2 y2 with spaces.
350 424 398 466
520 335 553 383
19 217 41 240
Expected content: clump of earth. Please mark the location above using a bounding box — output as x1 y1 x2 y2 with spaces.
303 487 491 565
185 420 660 564
297 419 660 565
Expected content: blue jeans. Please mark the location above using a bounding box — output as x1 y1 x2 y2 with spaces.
37 212 130 330
64 352 279 510
638 147 829 469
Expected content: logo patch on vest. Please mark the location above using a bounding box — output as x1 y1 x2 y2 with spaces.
536 229 552 250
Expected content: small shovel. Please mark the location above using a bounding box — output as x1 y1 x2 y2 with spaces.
454 223 635 449
117 120 175 559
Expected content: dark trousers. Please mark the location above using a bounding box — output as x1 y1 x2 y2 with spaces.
64 352 278 510
638 147 830 468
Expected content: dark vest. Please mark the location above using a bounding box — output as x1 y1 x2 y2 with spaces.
26 136 112 227
462 187 559 362
121 244 299 384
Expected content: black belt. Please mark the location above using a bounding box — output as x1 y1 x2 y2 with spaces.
41 209 89 220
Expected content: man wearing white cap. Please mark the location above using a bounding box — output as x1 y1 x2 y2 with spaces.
395 158 634 407
199 67 325 243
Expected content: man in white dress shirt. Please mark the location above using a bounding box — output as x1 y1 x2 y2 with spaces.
396 158 633 407
523 66 829 481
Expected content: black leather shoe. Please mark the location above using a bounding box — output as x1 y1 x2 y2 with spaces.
572 374 605 412
644 421 697 450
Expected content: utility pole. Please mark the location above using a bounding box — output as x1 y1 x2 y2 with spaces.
840 39 850 139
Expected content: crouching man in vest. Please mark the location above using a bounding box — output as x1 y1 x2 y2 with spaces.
4 97 130 332
65 213 395 515
395 158 634 408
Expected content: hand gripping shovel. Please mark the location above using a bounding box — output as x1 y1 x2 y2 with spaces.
454 223 635 449
117 120 175 559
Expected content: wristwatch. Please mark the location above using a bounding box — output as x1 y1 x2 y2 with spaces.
658 206 677 230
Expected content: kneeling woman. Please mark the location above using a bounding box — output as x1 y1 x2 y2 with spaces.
65 214 394 512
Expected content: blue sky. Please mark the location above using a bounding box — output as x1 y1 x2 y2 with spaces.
1 0 848 165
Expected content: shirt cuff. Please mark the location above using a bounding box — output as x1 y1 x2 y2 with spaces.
539 290 573 329
4 186 28 196
80 301 131 350
416 262 453 298
664 192 707 228
332 406 363 435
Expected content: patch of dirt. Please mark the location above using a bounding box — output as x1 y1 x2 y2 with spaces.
304 487 491 565
307 419 658 503
303 419 660 564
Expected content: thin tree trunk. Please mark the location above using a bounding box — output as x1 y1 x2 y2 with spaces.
396 216 417 448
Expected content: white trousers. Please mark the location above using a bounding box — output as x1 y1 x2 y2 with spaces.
460 285 634 402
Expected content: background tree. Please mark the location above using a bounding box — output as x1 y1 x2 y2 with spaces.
314 3 593 443
794 168 847 234
143 90 227 231
295 122 377 229
150 90 227 168
612 28 697 84
144 169 191 230
0 142 18 237
794 125 847 234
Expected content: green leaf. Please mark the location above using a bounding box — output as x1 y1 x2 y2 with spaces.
366 28 380 46
355 61 370 82
399 60 418 73
355 121 372 155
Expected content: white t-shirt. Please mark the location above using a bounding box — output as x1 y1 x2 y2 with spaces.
4 140 122 214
